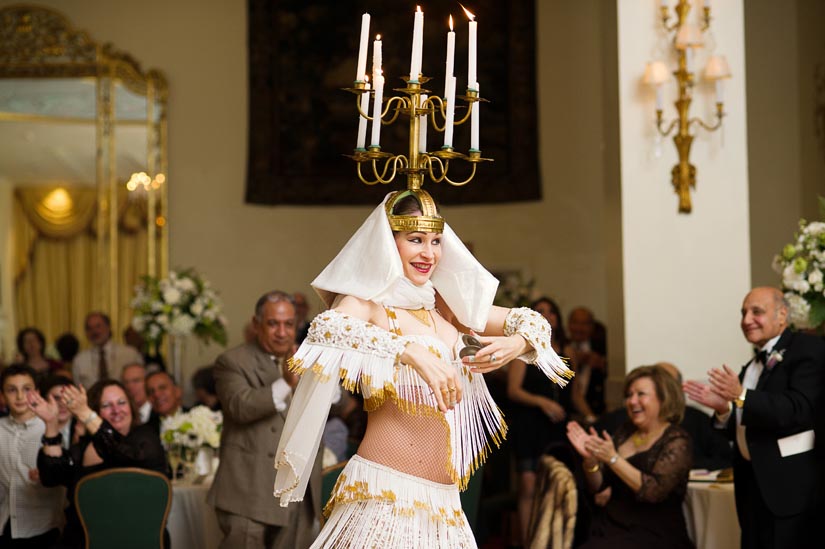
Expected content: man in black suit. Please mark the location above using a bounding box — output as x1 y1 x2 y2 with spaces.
684 287 824 549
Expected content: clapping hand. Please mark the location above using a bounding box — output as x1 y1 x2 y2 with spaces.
60 385 90 418
27 391 60 427
708 365 743 402
584 430 617 464
566 421 596 460
683 380 730 415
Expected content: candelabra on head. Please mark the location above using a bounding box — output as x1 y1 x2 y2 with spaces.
343 7 492 193
645 0 731 214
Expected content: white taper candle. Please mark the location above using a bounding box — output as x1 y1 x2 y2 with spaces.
419 94 428 153
355 14 370 82
410 6 424 81
470 83 480 151
443 76 457 148
370 74 385 147
444 16 455 99
356 80 371 150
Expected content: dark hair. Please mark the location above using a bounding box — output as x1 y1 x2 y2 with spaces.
86 380 139 427
55 333 80 362
530 296 568 348
145 370 177 387
254 290 295 319
192 366 217 396
392 194 427 217
16 327 46 360
84 312 111 329
1 363 38 390
40 375 74 396
623 365 685 424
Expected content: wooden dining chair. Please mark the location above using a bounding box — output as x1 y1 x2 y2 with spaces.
75 467 172 549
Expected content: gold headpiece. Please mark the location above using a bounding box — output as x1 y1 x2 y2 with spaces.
385 189 444 233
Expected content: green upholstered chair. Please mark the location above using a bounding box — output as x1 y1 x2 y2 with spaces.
75 467 172 549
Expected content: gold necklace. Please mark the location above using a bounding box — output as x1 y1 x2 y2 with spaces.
631 432 648 447
406 308 432 327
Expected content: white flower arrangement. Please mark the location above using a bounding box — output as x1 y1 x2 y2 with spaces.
774 210 825 328
131 268 228 348
160 406 223 450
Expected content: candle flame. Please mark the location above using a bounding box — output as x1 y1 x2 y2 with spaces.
365 74 369 82
449 15 454 31
460 3 475 21
416 5 421 12
376 34 381 40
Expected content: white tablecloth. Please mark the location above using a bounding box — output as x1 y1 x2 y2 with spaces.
168 479 221 549
683 481 740 549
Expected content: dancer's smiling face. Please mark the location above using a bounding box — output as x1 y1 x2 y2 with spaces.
394 231 442 286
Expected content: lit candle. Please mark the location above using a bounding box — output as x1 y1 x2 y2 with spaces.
419 94 428 153
715 80 724 104
355 13 370 82
356 78 371 150
444 16 455 99
655 85 663 110
372 34 382 80
464 6 477 91
443 76 457 148
370 74 385 147
470 83 480 151
410 6 424 82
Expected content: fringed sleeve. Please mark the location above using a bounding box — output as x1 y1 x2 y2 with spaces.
273 310 409 506
504 307 575 387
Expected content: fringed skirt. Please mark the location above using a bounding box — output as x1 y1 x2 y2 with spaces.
312 455 477 548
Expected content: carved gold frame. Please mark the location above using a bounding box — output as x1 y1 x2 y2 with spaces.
0 5 168 331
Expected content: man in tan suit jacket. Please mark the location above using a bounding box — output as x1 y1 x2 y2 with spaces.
208 291 321 549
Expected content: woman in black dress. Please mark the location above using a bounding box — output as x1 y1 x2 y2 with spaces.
28 379 169 548
567 365 693 548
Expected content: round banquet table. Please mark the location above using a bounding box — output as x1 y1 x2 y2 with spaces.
167 478 221 549
683 481 740 549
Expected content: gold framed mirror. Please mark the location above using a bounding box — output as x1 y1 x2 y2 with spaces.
0 5 168 355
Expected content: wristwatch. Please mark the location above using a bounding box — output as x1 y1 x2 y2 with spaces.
734 388 747 409
608 454 618 465
41 433 63 446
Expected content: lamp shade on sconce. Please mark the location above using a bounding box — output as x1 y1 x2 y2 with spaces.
675 23 704 49
644 61 670 85
704 55 731 80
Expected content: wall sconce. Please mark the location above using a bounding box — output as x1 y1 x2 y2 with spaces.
645 0 731 214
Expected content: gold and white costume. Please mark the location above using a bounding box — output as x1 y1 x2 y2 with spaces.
273 194 571 548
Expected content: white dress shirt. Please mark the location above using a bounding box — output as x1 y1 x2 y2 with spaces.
72 340 144 388
0 416 65 539
138 401 153 424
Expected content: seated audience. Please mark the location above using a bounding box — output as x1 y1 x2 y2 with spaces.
16 327 62 381
567 365 693 548
597 362 732 471
192 366 221 410
145 371 185 434
40 375 80 449
0 364 65 547
73 312 143 388
568 307 607 416
121 363 152 424
55 332 80 367
30 379 169 548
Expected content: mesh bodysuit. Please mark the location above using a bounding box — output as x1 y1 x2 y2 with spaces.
357 306 457 484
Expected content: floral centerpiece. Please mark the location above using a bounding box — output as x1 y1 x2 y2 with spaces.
773 206 825 328
160 406 223 450
131 268 228 349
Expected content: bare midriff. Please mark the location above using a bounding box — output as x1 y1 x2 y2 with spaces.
357 397 453 485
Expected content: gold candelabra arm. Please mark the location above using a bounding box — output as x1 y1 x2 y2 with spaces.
660 5 679 32
382 96 409 125
355 152 408 185
689 102 725 132
701 6 712 31
655 109 679 137
423 95 447 132
355 90 373 120
422 153 478 186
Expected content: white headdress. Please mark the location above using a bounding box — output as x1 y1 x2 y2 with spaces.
311 193 498 331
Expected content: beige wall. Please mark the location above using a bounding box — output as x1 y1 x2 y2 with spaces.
0 1 609 373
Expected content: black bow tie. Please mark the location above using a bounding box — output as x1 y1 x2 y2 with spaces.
753 349 768 364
